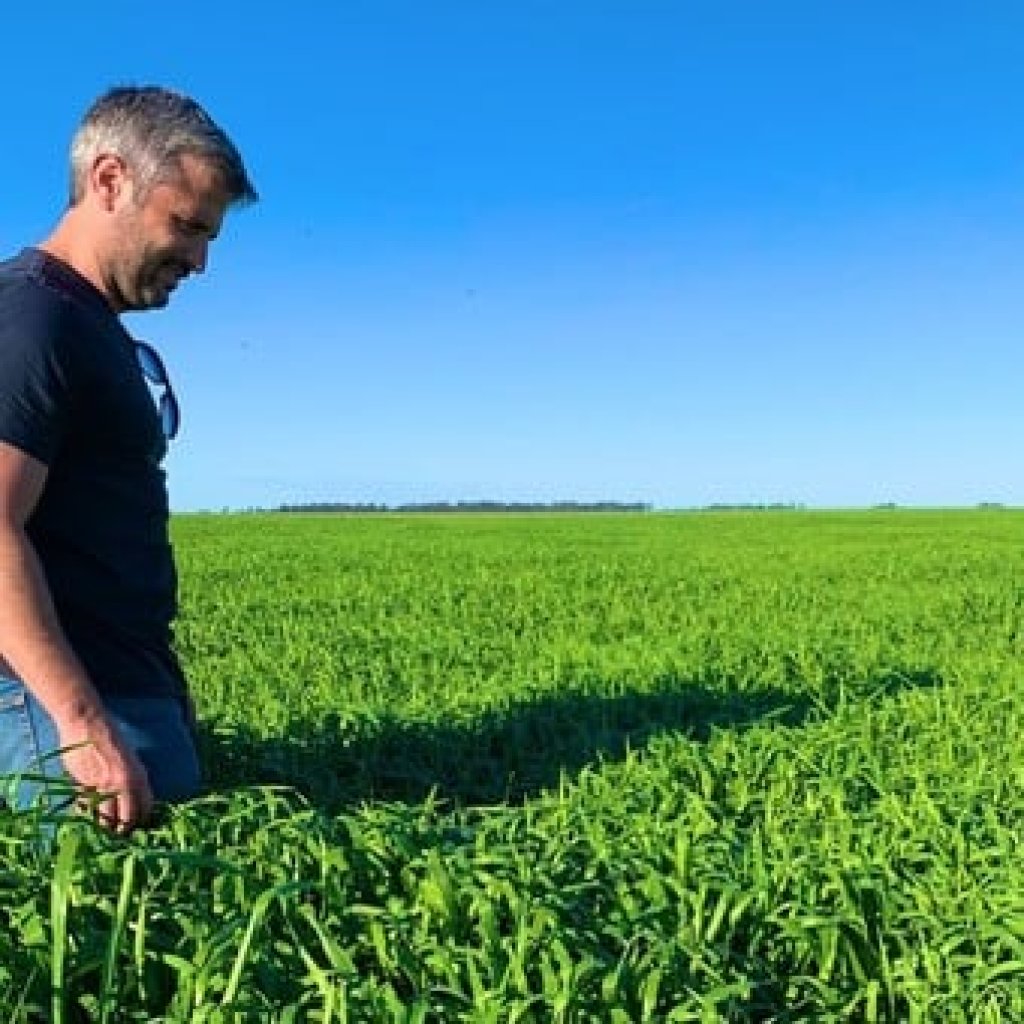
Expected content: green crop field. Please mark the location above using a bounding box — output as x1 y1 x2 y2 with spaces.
3 509 1024 1021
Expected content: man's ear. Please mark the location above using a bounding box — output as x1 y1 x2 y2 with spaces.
89 153 132 212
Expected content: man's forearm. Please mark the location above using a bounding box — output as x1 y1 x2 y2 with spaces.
0 522 106 724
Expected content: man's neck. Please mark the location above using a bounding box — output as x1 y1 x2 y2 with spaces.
37 214 120 313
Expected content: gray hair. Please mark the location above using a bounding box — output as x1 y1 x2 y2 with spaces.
69 85 258 207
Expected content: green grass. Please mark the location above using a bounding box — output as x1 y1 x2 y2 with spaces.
2 509 1024 1020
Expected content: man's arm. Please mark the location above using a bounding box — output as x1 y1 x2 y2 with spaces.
0 440 152 832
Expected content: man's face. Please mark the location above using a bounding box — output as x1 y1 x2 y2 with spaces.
107 153 231 312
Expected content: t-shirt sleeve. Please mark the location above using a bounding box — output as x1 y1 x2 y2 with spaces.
0 283 76 466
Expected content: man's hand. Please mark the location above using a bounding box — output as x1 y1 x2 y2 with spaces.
55 708 153 834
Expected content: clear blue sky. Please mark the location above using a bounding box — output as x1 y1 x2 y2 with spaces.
4 3 1024 510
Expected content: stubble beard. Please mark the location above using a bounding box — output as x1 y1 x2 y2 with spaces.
107 212 178 312
115 249 175 311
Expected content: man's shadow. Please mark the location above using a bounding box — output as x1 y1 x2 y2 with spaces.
195 667 942 814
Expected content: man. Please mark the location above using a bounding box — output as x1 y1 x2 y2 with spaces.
0 86 257 833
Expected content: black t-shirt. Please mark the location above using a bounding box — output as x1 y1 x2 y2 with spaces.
0 247 186 697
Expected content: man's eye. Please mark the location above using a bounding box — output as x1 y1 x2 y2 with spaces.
173 217 204 237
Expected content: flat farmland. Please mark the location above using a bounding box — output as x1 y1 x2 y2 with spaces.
3 510 1024 1021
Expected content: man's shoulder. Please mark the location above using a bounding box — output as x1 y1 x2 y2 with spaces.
0 250 77 319
0 251 87 353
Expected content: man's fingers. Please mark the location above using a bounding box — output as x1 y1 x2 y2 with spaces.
78 790 122 829
110 788 148 834
113 795 134 835
59 730 155 833
76 784 151 834
123 785 153 832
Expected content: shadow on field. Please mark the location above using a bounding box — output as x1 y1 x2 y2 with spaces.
197 669 941 813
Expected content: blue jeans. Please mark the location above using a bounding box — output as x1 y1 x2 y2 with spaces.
0 676 201 812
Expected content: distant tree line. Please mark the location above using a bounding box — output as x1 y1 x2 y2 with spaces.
700 502 806 511
273 500 653 514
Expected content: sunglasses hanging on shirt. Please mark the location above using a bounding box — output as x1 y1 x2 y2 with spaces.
134 340 181 441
